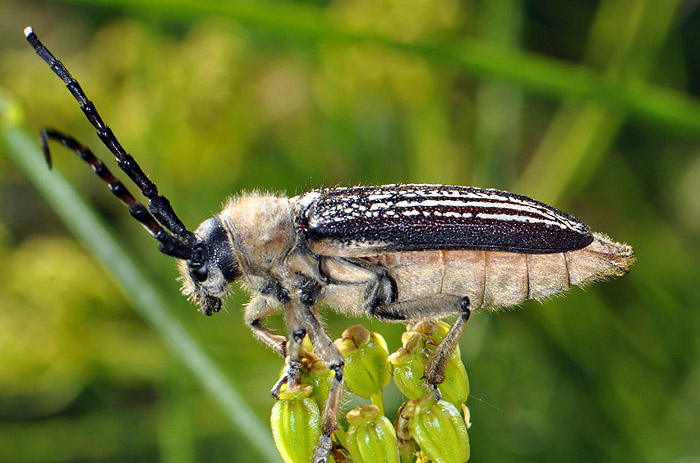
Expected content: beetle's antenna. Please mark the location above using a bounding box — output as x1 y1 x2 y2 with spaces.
24 26 195 252
40 129 193 258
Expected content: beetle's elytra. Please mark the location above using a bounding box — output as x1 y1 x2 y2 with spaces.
25 26 635 463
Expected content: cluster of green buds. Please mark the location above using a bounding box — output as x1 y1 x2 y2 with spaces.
270 322 471 463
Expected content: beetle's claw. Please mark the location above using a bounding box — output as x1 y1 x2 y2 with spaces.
432 384 442 402
270 361 302 398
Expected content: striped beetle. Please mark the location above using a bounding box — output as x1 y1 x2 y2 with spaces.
25 26 635 463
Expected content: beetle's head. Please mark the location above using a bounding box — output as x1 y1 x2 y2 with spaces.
178 216 240 316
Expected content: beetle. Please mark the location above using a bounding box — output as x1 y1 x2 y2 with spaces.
25 26 635 463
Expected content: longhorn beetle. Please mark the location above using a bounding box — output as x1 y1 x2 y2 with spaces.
25 26 635 463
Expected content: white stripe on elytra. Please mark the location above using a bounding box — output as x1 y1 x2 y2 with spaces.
391 198 565 225
399 187 585 231
476 212 567 229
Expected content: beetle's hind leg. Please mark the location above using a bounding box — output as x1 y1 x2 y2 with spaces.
425 310 470 391
353 259 472 393
367 294 469 322
369 294 471 396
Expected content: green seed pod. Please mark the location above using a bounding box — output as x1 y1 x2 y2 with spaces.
270 384 322 463
345 405 400 463
409 395 470 463
335 325 391 408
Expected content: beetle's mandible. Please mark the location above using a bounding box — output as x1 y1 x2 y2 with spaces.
25 26 635 463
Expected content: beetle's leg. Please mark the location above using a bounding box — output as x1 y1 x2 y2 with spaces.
244 296 286 357
425 310 470 387
270 301 306 398
367 295 469 321
294 302 344 463
258 278 305 398
298 275 323 307
364 268 398 309
271 272 325 397
356 261 473 385
370 295 471 396
270 275 324 396
325 258 398 310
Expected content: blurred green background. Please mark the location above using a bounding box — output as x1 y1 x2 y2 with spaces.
1 0 700 462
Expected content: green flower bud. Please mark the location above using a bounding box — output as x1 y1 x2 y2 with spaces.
407 320 450 344
270 384 322 463
345 405 400 463
388 334 429 400
389 322 469 406
409 395 470 463
335 325 391 410
439 351 469 407
300 350 334 410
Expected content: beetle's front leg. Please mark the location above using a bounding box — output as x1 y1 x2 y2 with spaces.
270 298 307 398
244 296 286 357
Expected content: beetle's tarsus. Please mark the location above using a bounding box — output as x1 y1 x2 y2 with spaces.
432 383 442 402
313 434 333 463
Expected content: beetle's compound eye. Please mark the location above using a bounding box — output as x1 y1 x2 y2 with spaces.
190 265 208 283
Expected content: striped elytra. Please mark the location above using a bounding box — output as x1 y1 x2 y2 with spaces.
296 184 594 256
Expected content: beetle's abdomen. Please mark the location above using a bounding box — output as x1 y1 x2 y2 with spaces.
363 232 634 310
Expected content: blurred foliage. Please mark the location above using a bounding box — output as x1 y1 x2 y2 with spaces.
1 0 700 462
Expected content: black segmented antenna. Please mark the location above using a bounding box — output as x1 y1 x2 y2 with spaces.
24 26 195 259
